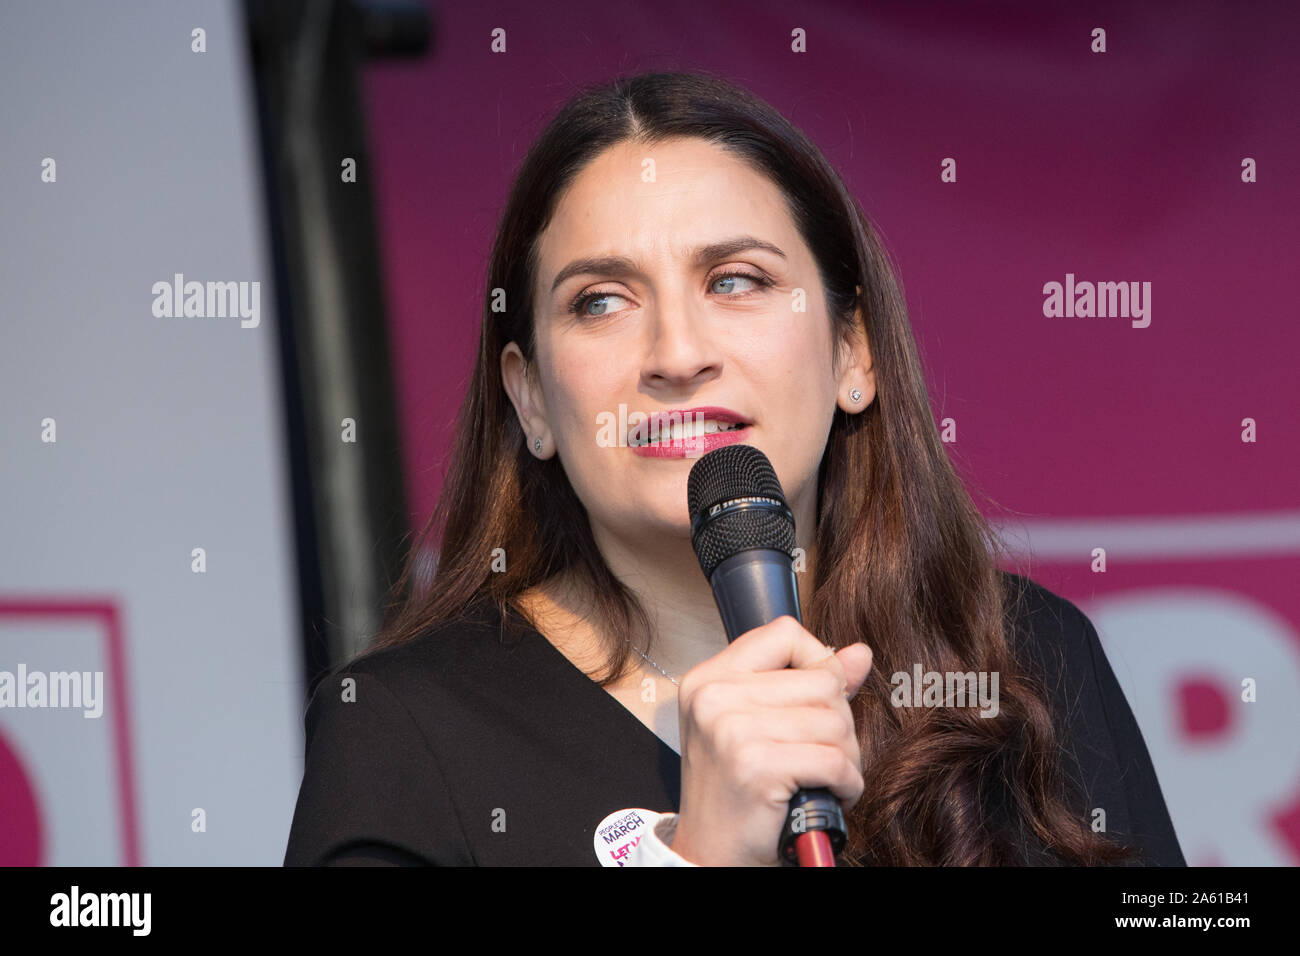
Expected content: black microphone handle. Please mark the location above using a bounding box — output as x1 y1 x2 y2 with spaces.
708 549 849 863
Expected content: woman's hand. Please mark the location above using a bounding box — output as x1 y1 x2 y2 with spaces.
669 616 873 866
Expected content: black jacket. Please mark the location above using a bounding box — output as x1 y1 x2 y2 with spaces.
282 572 1186 866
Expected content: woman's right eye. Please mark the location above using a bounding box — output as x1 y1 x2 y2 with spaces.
569 290 629 317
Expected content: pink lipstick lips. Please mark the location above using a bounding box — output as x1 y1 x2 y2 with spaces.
628 406 752 458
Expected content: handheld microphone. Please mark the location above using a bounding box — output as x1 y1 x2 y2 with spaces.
687 443 847 867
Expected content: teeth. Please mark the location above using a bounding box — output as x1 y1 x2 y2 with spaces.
631 419 744 446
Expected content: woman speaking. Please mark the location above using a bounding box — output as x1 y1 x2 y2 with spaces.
283 70 1184 867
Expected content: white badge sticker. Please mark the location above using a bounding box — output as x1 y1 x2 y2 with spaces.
594 807 662 866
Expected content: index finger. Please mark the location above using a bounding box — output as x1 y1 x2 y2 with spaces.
722 615 840 675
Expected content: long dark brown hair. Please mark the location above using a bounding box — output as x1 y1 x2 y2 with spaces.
367 69 1136 866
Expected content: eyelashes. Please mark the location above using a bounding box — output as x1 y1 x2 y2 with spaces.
566 270 774 318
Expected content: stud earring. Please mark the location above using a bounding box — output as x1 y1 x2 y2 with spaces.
534 437 543 453
849 388 862 403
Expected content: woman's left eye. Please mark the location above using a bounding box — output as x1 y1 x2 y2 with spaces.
710 271 770 296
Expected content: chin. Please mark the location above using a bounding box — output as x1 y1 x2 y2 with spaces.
630 503 694 541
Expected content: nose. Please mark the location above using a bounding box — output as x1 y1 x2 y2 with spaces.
639 290 723 389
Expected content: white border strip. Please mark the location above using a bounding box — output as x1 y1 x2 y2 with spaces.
991 510 1300 561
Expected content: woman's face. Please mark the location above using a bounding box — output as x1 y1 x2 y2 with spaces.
502 136 873 554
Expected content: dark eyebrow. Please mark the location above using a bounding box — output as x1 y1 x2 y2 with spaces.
548 236 787 295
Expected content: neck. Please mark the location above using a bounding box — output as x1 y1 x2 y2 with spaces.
558 489 819 680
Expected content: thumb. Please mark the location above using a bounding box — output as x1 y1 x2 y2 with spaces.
836 643 873 697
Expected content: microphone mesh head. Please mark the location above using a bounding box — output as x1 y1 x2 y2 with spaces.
687 444 796 579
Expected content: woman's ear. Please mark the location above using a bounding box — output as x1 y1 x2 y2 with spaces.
836 291 876 414
500 342 552 457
